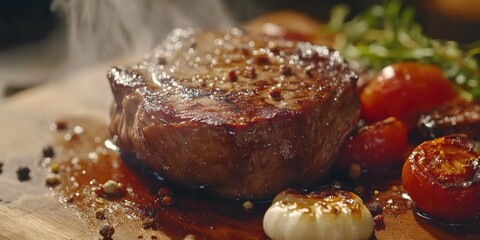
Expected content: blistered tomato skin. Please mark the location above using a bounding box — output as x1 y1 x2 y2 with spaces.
337 117 408 171
402 135 480 222
360 63 456 124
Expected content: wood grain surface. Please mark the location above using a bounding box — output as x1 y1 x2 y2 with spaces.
0 60 150 240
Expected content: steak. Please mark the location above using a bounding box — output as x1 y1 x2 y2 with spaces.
107 28 360 198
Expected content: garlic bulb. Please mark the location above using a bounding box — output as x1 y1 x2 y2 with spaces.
263 189 374 240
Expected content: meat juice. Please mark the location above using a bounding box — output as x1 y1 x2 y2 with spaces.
44 117 479 239
45 117 266 239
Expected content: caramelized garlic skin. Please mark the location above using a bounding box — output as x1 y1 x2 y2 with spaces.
263 189 374 240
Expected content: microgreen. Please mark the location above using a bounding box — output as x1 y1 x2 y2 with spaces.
326 0 480 100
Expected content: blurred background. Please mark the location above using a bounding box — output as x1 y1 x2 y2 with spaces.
0 0 479 100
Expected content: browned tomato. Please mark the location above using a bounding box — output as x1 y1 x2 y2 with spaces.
360 63 456 124
337 117 408 171
402 135 480 222
418 100 480 140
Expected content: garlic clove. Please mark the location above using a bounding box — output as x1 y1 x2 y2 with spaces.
263 189 374 240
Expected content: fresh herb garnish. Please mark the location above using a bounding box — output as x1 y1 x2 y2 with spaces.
326 0 480 100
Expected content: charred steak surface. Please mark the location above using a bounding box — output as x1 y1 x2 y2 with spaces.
108 28 360 198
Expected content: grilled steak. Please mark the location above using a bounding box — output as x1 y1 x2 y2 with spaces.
107 28 360 198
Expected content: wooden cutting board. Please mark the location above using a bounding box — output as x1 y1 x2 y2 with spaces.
0 59 148 239
0 59 478 239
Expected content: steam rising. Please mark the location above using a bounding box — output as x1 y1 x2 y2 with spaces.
51 0 235 68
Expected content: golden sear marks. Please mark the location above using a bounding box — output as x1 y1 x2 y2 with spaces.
272 189 365 218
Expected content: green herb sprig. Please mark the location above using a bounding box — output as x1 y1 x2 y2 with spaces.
326 0 480 100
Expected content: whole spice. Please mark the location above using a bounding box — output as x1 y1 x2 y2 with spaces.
228 69 238 82
102 180 119 196
161 196 175 206
99 224 115 239
366 202 383 217
373 214 385 228
50 164 60 174
281 65 292 76
95 208 106 220
157 187 172 198
16 167 31 181
45 174 60 186
269 89 282 100
42 145 55 158
54 120 67 130
242 201 254 211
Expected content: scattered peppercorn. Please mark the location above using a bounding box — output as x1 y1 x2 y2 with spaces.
99 224 115 239
255 53 270 65
367 202 383 217
157 187 172 198
45 174 60 186
42 145 55 158
0 162 3 174
102 180 119 196
373 214 385 228
95 208 106 220
50 164 60 174
281 65 292 76
242 201 254 211
16 167 31 181
161 196 175 206
269 89 282 100
157 57 167 65
54 120 67 130
228 69 238 82
137 234 143 239
151 235 158 239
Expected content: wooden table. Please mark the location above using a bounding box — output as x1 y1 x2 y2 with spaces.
0 59 149 239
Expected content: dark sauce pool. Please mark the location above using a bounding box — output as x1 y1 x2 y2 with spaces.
42 117 479 239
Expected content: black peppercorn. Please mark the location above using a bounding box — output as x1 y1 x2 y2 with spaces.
42 145 55 158
99 224 115 239
367 201 383 217
17 167 30 181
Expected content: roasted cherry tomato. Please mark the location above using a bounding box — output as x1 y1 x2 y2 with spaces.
402 135 480 222
337 117 408 171
418 100 480 140
360 63 456 124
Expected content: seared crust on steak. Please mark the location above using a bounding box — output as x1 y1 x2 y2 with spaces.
108 28 360 198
